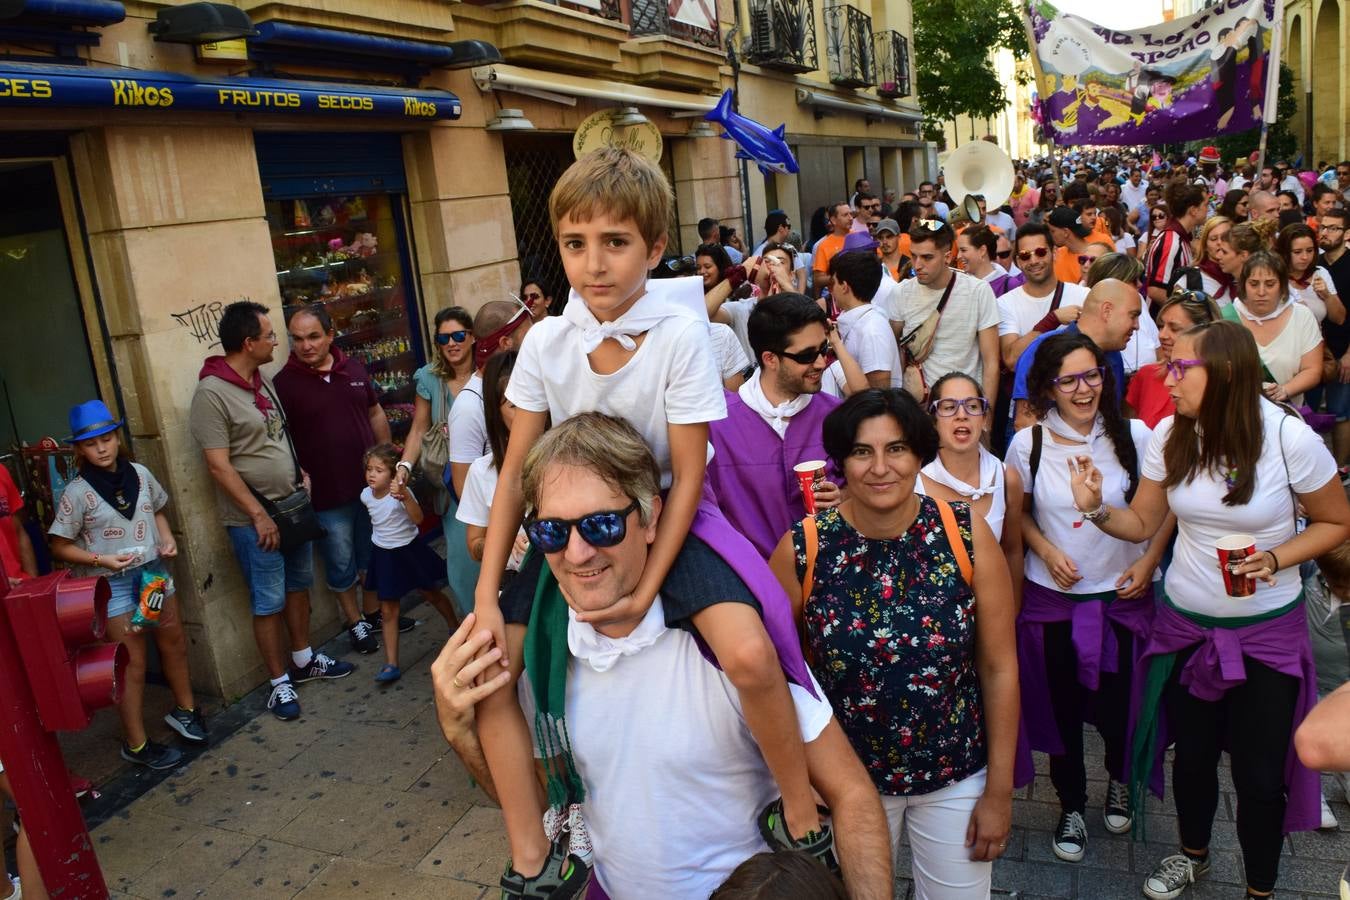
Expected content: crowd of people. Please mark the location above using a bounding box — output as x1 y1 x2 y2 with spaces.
7 143 1350 900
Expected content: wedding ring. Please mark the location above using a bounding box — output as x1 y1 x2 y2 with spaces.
451 677 465 689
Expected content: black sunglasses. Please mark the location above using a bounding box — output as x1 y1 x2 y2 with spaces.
778 340 831 365
525 500 639 554
996 250 1012 259
435 331 470 345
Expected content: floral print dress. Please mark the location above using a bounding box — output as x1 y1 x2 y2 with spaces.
792 497 986 796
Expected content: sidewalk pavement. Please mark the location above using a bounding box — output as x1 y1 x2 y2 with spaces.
81 596 1350 899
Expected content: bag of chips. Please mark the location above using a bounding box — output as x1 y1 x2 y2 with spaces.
131 565 172 631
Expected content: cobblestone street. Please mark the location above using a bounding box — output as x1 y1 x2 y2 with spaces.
75 597 1350 899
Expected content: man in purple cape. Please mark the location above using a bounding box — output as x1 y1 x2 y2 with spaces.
707 293 843 559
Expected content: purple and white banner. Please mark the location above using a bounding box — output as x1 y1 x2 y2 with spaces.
1025 0 1281 146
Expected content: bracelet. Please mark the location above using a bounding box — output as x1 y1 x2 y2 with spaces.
92 554 100 568
1267 549 1280 572
1081 502 1111 524
396 460 413 472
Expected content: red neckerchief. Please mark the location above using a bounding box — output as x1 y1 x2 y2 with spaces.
282 345 349 379
474 313 528 369
1289 268 1313 290
198 356 274 417
1197 259 1233 298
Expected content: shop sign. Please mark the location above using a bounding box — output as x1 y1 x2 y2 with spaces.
573 108 662 163
196 39 249 63
0 63 461 120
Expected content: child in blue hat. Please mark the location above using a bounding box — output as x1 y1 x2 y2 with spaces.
47 400 207 769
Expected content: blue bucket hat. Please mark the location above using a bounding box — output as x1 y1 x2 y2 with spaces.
65 400 123 444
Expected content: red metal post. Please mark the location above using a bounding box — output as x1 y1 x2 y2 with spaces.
0 569 120 899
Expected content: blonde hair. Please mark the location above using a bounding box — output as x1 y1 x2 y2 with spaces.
1195 215 1233 264
521 412 660 525
549 148 672 252
1317 540 1350 597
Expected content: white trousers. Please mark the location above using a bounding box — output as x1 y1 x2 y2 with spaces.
881 767 992 900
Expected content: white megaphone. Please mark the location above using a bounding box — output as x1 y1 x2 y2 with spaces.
944 141 1015 225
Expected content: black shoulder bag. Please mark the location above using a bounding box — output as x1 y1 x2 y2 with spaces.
248 384 325 553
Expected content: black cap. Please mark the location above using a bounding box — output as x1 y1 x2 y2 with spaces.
1047 206 1092 239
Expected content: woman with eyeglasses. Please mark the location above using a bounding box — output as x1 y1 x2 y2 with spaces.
1006 331 1163 866
1194 216 1235 304
1027 177 1060 225
1125 290 1222 428
520 277 557 322
1277 222 1345 325
1224 250 1325 407
1217 187 1249 222
1139 204 1169 270
1067 320 1350 900
398 306 476 513
769 388 1020 898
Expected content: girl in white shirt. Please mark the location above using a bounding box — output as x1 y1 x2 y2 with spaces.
361 444 457 683
1277 223 1345 325
1005 332 1166 864
456 352 530 577
1068 320 1350 900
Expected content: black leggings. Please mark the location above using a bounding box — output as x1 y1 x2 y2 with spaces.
1043 619 1134 813
1165 646 1299 894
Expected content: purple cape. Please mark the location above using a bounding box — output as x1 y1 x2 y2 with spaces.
706 390 841 559
1017 581 1156 757
1129 601 1320 835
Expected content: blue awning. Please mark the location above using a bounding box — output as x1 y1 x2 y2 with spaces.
0 61 460 119
0 0 125 25
251 22 456 65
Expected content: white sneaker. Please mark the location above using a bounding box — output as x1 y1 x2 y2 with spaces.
1142 853 1210 900
1320 793 1340 830
1103 779 1132 834
1052 810 1087 862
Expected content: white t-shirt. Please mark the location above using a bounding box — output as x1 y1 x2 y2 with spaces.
832 302 902 390
710 322 751 380
447 372 487 465
1288 266 1335 323
719 299 756 361
1114 233 1137 255
506 287 727 489
360 487 418 550
1121 305 1161 375
997 281 1089 339
1143 403 1338 617
564 598 832 900
455 454 498 528
887 271 1000 386
1006 418 1154 594
1120 181 1149 215
1252 303 1324 404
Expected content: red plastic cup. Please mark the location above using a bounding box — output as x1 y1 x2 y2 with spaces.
1216 533 1257 598
794 460 827 514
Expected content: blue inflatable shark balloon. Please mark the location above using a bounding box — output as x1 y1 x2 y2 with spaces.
704 89 799 176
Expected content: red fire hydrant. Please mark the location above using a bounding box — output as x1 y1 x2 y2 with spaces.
0 567 127 899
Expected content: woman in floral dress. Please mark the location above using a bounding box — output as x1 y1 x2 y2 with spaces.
768 388 1020 900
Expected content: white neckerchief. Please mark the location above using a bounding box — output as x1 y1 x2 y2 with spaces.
835 302 881 341
1233 298 1293 324
738 374 810 439
562 276 705 353
923 446 1001 500
567 596 667 673
981 263 1009 283
1042 407 1106 452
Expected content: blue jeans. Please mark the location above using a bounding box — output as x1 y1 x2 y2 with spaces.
226 524 313 616
311 500 372 592
1325 380 1350 422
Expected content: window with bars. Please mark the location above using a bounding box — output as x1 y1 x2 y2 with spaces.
629 0 720 47
875 30 911 99
824 2 874 88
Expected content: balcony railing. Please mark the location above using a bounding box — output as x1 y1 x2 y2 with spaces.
629 0 721 48
874 29 910 98
745 0 817 73
824 1 874 88
551 0 622 23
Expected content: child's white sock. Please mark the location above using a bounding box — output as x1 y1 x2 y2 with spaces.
269 674 290 688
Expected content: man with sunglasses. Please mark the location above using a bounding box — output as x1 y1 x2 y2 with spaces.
707 294 843 558
433 412 892 900
917 182 950 222
854 193 883 235
446 299 533 499
999 223 1088 373
1318 207 1350 465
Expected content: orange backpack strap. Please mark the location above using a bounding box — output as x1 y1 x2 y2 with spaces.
797 515 819 666
935 499 974 586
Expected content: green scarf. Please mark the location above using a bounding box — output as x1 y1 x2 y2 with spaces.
522 551 586 810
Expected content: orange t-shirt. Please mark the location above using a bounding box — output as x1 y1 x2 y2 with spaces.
812 233 847 274
1307 215 1320 235
1053 245 1083 284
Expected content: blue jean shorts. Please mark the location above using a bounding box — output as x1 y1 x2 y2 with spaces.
309 500 372 592
226 525 313 616
1325 380 1350 422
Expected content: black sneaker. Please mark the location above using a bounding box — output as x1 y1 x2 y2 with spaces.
366 610 416 633
1103 779 1132 834
120 740 183 771
758 798 839 874
289 652 355 683
164 707 208 744
1052 810 1087 862
348 619 379 654
500 832 591 899
1142 852 1211 900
